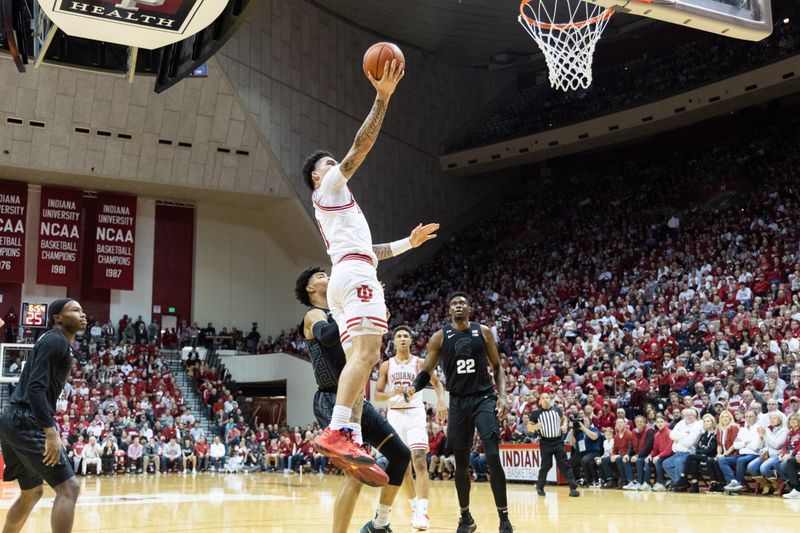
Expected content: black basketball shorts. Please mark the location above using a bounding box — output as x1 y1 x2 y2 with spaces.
0 406 74 490
447 392 501 452
313 390 398 450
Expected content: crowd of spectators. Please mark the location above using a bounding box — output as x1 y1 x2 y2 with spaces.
400 113 800 495
447 6 800 151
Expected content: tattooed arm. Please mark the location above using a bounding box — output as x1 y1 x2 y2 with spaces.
339 59 405 180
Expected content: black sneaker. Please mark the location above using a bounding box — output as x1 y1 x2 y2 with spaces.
569 488 580 497
708 483 724 493
672 479 690 492
536 487 546 496
359 521 392 533
499 519 514 533
688 483 700 494
456 515 477 533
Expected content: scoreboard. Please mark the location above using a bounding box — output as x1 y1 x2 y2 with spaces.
21 303 48 328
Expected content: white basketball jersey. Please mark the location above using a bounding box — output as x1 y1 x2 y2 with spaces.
388 355 423 409
312 165 378 266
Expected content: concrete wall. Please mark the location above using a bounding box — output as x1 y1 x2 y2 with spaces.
215 0 513 260
193 200 327 333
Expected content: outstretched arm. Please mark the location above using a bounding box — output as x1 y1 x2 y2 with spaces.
373 223 440 260
339 60 405 180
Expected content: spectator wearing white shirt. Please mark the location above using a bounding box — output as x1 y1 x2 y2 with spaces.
163 437 184 473
747 412 788 493
757 397 786 428
719 410 763 491
81 436 103 475
735 283 753 310
209 436 226 471
662 408 703 483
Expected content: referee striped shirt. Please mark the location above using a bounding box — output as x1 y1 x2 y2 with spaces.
532 407 563 440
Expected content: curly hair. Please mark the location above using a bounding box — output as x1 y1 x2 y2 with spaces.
302 150 333 191
295 266 325 307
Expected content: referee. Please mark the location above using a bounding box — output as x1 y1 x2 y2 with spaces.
529 392 580 497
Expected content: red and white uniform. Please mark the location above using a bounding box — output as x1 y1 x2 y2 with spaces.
313 165 387 346
386 355 428 451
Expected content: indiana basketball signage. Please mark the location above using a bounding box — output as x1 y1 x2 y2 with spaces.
0 182 28 284
37 187 83 287
93 194 137 290
40 0 228 49
499 443 560 482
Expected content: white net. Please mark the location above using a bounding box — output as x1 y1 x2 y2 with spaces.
518 0 613 91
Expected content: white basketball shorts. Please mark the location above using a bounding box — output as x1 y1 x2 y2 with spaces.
328 256 388 350
387 407 429 451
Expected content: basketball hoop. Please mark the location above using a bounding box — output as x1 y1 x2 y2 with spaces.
518 0 613 91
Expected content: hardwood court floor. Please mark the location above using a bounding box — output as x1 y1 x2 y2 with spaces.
0 472 797 533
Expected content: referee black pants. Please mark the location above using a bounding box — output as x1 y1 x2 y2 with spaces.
538 438 577 490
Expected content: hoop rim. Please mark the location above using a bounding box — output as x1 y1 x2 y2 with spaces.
519 0 614 31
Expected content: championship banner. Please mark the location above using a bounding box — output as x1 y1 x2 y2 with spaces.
0 182 28 283
37 187 83 286
40 1 229 50
93 194 136 290
500 443 570 483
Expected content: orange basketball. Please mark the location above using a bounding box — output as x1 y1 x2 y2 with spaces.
363 42 405 81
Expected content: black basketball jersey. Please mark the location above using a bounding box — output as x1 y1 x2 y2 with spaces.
304 308 346 392
440 321 493 397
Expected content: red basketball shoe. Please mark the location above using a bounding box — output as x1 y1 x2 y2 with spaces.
330 456 389 487
315 427 375 467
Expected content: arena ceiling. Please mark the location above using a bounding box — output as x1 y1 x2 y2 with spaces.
309 0 651 67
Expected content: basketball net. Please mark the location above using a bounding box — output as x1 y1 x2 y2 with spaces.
518 0 613 91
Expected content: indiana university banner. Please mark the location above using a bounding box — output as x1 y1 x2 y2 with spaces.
37 187 83 286
93 194 136 290
0 182 28 283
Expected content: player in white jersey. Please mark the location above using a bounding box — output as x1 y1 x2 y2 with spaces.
376 326 447 530
302 59 438 475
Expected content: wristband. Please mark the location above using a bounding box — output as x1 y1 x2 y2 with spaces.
389 237 413 257
412 370 431 391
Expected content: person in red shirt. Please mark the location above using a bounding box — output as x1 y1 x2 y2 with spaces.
596 402 616 430
427 423 446 480
194 436 210 472
600 418 633 487
643 414 673 490
72 435 86 474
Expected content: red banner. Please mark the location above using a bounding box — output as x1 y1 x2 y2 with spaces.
93 194 136 290
0 182 28 283
37 187 83 286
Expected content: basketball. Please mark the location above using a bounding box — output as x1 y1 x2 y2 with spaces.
362 42 405 80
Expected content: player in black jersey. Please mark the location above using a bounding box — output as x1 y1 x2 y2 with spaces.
0 298 84 533
405 292 513 533
296 267 411 533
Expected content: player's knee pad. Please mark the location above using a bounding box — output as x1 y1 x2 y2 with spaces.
381 436 411 486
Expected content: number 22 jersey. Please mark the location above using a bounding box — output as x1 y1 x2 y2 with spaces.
440 322 493 397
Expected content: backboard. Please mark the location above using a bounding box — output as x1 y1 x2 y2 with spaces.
583 0 772 41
